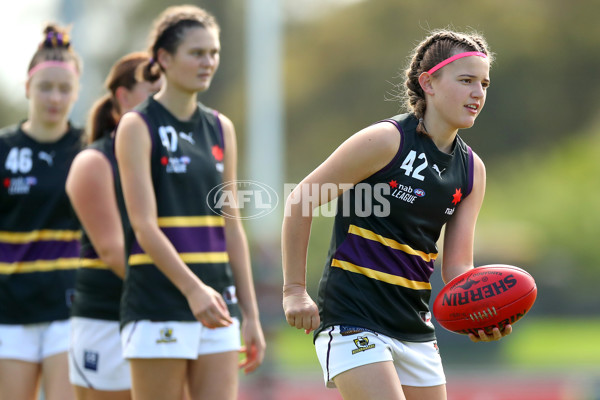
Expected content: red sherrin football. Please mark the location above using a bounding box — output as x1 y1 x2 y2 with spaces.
432 264 537 335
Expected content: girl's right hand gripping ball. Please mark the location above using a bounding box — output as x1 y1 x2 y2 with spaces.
432 265 537 335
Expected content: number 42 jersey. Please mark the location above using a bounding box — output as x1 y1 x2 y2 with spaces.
315 113 474 342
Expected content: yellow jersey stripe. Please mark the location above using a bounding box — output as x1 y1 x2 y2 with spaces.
80 258 110 270
331 259 432 290
129 252 229 266
348 225 437 262
157 216 225 227
0 230 81 244
0 258 80 274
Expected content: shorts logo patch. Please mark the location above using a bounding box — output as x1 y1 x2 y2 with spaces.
340 325 377 337
352 336 375 354
84 350 99 371
156 327 177 344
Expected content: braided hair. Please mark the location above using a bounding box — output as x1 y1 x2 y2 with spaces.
403 29 493 134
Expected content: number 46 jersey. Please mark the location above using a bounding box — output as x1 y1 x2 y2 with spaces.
0 122 84 324
315 113 475 342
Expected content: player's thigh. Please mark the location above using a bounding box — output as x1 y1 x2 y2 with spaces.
42 352 75 400
0 359 40 400
73 386 131 400
333 361 406 400
129 358 187 400
403 384 446 400
187 351 239 400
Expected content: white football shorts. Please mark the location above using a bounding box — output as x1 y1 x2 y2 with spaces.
69 317 131 391
0 319 70 362
315 325 446 388
121 318 241 359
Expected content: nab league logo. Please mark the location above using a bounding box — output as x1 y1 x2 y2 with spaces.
3 176 37 195
160 156 190 173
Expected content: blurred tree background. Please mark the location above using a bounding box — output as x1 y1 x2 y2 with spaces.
2 0 599 397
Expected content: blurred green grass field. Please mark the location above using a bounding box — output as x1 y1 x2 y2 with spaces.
272 324 321 372
504 317 600 369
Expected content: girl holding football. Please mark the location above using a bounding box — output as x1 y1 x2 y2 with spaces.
282 29 511 400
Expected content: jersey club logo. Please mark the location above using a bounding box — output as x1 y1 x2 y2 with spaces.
451 188 463 205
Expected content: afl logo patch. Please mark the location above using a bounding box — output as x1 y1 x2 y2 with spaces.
414 188 426 197
84 350 99 371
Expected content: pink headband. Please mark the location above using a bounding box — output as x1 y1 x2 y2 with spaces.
28 61 79 79
427 51 487 75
